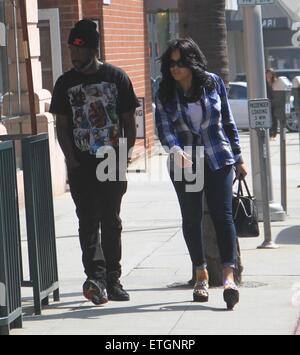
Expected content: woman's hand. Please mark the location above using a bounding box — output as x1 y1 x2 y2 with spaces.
174 150 193 169
235 163 248 179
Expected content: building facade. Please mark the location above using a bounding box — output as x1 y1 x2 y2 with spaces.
145 0 179 84
145 0 239 98
227 1 300 80
0 0 154 198
37 0 154 154
0 0 66 202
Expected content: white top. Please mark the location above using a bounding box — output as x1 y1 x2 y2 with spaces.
187 100 203 133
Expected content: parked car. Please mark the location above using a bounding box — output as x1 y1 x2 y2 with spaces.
228 82 299 132
228 82 249 130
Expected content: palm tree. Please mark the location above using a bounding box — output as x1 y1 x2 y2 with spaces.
178 0 229 85
178 0 243 287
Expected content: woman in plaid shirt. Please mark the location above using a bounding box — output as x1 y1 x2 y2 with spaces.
155 38 248 310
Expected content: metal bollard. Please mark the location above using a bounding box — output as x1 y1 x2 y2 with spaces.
273 77 292 212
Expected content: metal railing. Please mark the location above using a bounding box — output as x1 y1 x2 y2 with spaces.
0 141 23 335
22 134 60 315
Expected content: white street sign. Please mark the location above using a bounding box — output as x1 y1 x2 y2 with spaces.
135 98 145 139
238 0 274 5
248 99 272 129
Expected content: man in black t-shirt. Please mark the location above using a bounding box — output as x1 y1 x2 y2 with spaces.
50 20 139 305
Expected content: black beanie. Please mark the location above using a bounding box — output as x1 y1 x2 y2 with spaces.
68 20 100 49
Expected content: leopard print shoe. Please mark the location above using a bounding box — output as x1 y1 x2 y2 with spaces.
193 280 209 303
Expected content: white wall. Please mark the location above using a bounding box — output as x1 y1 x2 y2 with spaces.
279 0 300 18
226 0 238 11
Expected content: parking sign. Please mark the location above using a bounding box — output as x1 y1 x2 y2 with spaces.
135 98 145 139
248 99 272 129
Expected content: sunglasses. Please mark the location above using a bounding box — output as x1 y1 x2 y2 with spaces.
169 59 187 68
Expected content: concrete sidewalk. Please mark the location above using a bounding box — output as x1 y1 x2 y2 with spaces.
12 133 300 335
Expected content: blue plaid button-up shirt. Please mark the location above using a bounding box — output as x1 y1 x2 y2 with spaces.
155 72 243 172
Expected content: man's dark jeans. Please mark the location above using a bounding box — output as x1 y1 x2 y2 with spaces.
170 162 237 269
68 162 127 285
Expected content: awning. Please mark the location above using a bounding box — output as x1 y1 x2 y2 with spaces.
227 0 300 30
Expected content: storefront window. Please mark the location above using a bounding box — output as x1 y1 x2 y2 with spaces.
267 47 300 71
147 10 179 100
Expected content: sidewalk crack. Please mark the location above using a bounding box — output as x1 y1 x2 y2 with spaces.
168 303 191 335
125 228 181 278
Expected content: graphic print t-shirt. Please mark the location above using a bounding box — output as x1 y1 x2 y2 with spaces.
50 64 139 159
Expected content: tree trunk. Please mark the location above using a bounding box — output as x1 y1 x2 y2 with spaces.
178 0 243 286
202 198 244 287
178 0 229 85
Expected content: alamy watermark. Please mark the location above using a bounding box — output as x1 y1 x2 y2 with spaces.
95 139 204 193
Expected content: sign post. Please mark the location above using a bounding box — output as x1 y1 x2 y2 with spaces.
242 4 285 222
248 99 279 249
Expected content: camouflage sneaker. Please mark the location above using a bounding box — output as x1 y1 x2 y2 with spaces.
83 279 108 306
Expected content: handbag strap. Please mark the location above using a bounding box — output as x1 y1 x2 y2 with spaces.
233 178 244 197
233 177 252 198
240 177 252 198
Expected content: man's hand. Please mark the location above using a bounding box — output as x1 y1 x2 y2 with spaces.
56 114 80 172
67 157 80 172
121 110 137 159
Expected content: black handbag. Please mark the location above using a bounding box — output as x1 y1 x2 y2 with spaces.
233 178 260 238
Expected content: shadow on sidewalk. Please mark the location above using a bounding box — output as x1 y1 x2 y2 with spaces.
275 226 300 245
21 298 227 323
20 286 194 312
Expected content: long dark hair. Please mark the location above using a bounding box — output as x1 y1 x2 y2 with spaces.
158 38 216 106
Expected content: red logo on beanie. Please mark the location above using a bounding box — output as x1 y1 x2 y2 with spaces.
73 38 85 46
